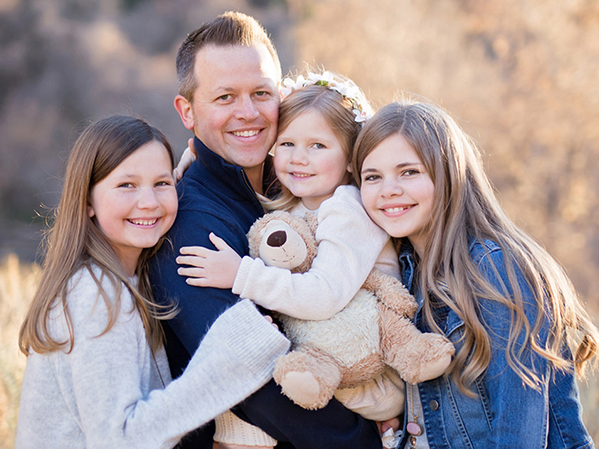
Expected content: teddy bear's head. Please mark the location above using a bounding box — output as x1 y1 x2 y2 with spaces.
246 211 318 273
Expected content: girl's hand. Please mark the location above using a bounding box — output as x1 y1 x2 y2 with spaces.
173 138 197 181
177 233 241 289
378 416 400 435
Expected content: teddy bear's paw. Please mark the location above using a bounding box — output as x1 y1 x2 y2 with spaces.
274 350 341 409
401 334 455 384
279 371 323 408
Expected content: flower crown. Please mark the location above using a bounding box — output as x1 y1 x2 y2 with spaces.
280 71 373 123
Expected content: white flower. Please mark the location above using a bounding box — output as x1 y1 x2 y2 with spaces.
281 75 306 97
353 109 371 123
307 71 335 86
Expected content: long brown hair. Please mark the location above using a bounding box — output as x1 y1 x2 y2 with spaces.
353 100 598 394
19 115 176 355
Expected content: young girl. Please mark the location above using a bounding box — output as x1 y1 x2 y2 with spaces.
16 115 289 449
353 100 599 448
176 71 454 449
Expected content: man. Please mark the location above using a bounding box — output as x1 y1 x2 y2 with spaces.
150 12 383 449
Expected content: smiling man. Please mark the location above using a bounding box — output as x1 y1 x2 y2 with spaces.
149 11 383 449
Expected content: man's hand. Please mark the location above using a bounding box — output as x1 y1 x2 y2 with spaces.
177 233 242 289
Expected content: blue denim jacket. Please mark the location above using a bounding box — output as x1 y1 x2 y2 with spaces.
397 239 594 449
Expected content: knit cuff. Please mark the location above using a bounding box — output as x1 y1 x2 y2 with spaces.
214 410 277 446
204 299 290 375
232 256 254 295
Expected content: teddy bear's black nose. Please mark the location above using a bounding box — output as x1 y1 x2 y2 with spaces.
267 230 287 247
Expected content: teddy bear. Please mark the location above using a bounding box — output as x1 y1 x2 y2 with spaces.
246 210 455 410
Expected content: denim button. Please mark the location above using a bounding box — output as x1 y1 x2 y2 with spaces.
430 400 439 410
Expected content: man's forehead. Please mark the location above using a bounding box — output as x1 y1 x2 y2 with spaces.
194 43 281 81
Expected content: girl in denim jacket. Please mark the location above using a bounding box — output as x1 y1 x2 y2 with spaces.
353 99 598 448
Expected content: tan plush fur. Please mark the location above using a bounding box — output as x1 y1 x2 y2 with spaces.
246 211 455 410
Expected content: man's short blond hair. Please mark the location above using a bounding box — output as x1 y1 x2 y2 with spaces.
176 11 282 102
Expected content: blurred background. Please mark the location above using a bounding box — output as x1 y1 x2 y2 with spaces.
1 0 598 446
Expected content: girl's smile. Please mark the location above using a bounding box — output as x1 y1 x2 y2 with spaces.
359 133 434 257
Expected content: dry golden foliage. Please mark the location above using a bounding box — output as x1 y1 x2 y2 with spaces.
0 255 40 449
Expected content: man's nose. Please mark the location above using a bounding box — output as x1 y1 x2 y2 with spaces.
236 96 260 120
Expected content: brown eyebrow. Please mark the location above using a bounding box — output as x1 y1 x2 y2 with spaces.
361 162 422 175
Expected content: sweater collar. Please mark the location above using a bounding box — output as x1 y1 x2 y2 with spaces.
191 136 278 199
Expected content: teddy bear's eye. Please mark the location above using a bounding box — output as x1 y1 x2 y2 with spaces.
267 230 287 247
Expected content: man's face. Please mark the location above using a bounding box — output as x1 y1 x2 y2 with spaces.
175 44 280 176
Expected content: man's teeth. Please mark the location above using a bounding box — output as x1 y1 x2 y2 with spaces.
232 130 259 137
129 219 157 226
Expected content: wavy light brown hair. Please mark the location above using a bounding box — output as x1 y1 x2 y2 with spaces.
176 11 282 102
19 115 176 356
353 99 598 394
264 71 371 211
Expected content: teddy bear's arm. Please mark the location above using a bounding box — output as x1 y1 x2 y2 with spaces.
363 268 418 318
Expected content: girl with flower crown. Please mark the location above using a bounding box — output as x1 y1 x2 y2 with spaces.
353 99 598 448
175 70 455 449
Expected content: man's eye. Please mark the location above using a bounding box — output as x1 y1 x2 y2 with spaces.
218 94 231 101
255 91 269 97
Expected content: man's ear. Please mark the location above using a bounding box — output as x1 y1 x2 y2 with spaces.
174 95 195 131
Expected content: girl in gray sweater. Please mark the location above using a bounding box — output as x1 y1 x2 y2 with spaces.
15 115 289 449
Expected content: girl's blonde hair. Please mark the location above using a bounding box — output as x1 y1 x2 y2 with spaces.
264 71 371 211
19 115 176 355
353 99 598 394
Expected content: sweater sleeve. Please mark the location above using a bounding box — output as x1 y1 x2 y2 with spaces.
64 272 289 449
232 186 390 320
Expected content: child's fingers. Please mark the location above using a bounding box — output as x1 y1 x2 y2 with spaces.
188 137 197 157
185 278 206 287
176 255 207 267
177 267 204 278
179 246 213 257
209 232 234 252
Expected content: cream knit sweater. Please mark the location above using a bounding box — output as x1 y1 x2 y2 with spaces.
15 265 289 449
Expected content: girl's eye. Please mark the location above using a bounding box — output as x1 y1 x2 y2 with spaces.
156 180 173 187
403 168 420 176
279 141 294 147
118 182 133 188
362 174 380 182
312 143 325 149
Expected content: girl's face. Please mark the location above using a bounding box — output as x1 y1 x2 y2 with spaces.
274 110 350 210
88 140 178 275
360 133 434 257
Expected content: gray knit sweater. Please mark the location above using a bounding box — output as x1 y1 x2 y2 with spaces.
15 266 290 449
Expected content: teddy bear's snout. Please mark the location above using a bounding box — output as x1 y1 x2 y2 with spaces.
267 230 287 248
